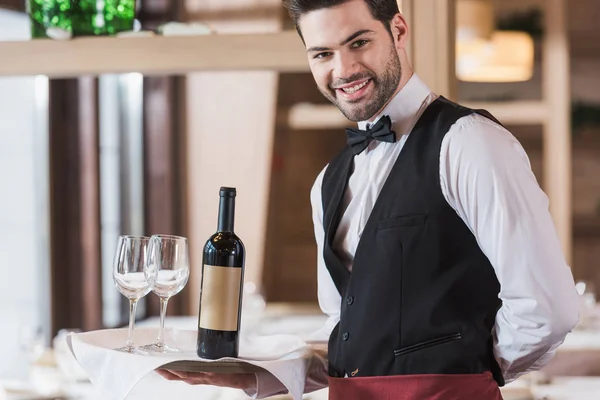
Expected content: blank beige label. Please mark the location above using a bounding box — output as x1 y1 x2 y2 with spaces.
199 265 242 331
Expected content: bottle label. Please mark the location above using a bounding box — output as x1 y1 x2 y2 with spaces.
199 265 242 331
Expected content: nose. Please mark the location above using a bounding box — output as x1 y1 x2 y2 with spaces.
333 51 361 83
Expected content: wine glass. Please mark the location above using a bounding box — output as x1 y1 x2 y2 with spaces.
113 235 155 353
576 280 597 329
142 234 190 353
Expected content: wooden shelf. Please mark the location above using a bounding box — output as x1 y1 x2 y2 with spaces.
0 30 309 77
463 101 549 126
283 100 549 130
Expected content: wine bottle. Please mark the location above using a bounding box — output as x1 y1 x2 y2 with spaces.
197 187 245 359
27 0 136 38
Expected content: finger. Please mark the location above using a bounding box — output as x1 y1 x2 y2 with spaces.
183 378 209 386
205 372 256 389
159 370 255 389
181 372 214 386
180 372 242 388
164 370 204 380
172 370 213 383
167 370 191 379
156 369 182 381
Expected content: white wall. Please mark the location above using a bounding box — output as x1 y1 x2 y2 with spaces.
0 9 51 380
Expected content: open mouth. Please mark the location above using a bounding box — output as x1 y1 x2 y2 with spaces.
335 79 372 101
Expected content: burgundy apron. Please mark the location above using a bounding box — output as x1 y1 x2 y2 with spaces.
328 372 503 400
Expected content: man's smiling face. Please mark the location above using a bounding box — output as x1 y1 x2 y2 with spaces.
299 0 402 122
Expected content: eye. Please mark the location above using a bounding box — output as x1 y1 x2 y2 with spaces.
314 52 333 60
351 39 369 48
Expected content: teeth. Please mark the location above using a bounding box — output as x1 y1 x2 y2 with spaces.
342 80 368 94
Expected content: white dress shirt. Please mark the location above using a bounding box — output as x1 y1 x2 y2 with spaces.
251 73 580 398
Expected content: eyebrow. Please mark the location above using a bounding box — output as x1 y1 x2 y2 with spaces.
306 29 375 53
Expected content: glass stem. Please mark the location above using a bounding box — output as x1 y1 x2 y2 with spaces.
157 297 169 347
126 299 138 349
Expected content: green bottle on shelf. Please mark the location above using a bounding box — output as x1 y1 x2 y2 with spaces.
27 0 137 38
71 0 137 36
27 0 72 38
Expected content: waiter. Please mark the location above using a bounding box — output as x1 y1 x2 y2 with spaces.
159 0 580 398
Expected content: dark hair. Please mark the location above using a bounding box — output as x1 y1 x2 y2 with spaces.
283 0 399 40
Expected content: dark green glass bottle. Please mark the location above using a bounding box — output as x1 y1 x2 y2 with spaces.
27 0 136 38
71 0 137 36
27 0 72 38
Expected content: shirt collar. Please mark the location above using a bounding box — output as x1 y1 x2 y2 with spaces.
356 73 432 138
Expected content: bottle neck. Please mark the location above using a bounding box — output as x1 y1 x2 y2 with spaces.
217 196 235 232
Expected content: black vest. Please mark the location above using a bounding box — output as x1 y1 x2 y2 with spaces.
321 97 504 386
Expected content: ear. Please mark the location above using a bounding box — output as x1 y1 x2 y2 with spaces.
389 12 409 50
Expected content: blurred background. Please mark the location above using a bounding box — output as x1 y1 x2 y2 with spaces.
0 0 599 399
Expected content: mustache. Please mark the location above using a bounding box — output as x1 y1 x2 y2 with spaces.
330 73 374 90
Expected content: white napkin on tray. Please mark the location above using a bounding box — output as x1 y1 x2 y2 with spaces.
67 327 313 400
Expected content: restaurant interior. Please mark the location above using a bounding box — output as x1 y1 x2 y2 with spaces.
1 0 600 398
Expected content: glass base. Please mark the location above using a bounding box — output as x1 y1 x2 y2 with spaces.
113 345 148 355
139 343 181 354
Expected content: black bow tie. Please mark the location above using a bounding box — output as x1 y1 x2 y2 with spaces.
346 115 396 155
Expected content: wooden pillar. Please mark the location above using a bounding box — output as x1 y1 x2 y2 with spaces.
185 1 282 312
397 0 413 62
49 78 102 335
139 0 187 316
143 77 188 316
542 0 572 265
0 0 24 11
405 0 457 99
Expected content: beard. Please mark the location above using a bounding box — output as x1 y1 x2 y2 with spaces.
319 44 402 122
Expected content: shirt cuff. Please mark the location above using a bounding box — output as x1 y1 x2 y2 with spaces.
500 339 565 384
243 372 288 399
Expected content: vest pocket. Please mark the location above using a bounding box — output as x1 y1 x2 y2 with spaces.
394 333 462 357
377 214 427 230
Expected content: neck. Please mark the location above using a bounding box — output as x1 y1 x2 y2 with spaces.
218 196 235 232
367 66 414 123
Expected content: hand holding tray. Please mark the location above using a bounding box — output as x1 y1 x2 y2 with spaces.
67 327 316 400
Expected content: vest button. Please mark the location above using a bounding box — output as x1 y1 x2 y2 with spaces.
346 296 354 305
342 332 350 341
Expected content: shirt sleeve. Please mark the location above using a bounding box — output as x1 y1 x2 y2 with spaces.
247 166 334 398
439 113 580 383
